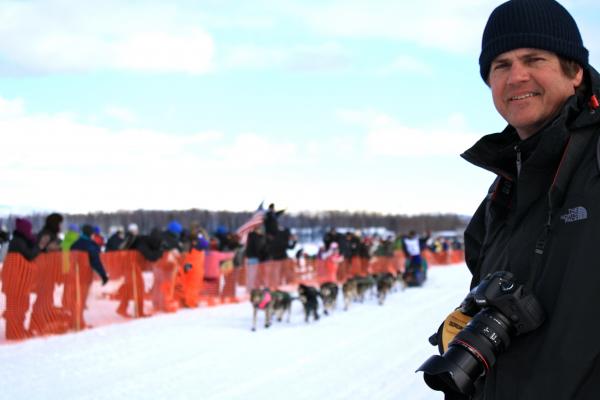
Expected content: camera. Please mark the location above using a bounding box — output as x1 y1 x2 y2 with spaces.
416 271 545 396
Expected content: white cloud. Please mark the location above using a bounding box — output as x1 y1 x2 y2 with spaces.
294 0 494 54
0 1 214 74
338 109 479 157
221 42 349 72
378 55 434 76
222 45 287 70
104 106 137 124
214 133 299 168
0 97 24 117
0 97 492 215
0 95 303 213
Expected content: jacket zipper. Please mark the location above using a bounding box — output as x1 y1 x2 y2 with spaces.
515 145 522 178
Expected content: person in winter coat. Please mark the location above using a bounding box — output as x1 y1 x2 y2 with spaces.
116 228 163 317
1 218 40 339
105 227 125 252
31 213 69 335
421 1 600 399
70 225 109 284
263 203 284 239
0 228 8 245
120 223 139 250
65 224 109 329
402 230 426 286
151 221 183 312
91 225 105 248
244 226 268 291
202 239 234 302
37 213 63 252
323 242 343 283
0 228 8 263
61 224 80 252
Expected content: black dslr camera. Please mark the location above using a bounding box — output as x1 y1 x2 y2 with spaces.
417 271 545 397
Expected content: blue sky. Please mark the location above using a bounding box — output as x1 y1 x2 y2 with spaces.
2 0 599 216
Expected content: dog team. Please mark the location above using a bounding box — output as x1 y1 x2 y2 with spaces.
250 271 404 331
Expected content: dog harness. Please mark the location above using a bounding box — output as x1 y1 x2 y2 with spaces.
258 291 272 309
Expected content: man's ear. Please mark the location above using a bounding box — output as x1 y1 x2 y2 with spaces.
573 65 584 88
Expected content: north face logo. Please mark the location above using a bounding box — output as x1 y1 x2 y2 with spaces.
560 206 588 223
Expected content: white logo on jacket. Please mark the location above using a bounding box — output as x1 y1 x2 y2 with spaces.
560 206 588 223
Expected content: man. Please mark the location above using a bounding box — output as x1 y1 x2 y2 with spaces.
245 226 268 291
263 203 284 239
402 230 427 287
454 0 599 399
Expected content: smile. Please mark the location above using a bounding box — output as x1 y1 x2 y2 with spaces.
509 92 539 101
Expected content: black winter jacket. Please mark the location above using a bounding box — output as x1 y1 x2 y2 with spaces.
131 233 164 262
71 235 108 281
245 231 268 261
8 231 40 261
461 67 600 400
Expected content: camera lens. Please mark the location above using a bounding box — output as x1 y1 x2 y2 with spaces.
418 272 545 397
417 308 513 396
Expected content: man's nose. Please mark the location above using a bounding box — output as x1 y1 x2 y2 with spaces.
507 62 530 85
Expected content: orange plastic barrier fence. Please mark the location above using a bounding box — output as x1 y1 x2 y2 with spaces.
1 253 36 340
0 248 464 342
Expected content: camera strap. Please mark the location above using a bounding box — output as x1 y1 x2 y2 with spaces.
529 125 599 285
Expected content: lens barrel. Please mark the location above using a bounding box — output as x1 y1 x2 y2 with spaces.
417 308 513 396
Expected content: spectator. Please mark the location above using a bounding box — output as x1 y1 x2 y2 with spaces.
152 221 183 312
245 226 268 291
2 218 40 339
268 227 296 261
61 223 80 251
105 226 125 252
402 230 426 286
163 220 183 251
31 213 69 335
70 225 109 284
324 242 344 282
65 225 109 329
0 227 8 263
263 203 284 239
91 225 105 248
117 228 163 318
121 223 139 250
202 238 234 300
37 213 63 252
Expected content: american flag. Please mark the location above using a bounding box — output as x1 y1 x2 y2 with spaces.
236 202 265 245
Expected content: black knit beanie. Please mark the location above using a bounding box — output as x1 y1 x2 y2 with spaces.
479 0 588 82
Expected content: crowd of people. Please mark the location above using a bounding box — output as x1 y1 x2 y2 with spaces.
0 203 462 340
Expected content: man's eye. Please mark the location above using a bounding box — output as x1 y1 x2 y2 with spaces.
527 57 545 64
493 64 508 70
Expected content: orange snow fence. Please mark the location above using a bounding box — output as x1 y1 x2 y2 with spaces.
0 248 463 342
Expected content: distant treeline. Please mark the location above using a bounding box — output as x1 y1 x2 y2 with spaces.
0 209 470 238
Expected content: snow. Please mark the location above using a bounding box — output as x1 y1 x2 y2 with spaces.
0 264 472 400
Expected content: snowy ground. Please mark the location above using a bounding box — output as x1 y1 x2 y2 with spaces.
0 264 472 400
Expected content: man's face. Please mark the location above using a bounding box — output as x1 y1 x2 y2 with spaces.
488 48 583 139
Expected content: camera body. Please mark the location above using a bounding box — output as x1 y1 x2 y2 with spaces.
417 271 545 396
